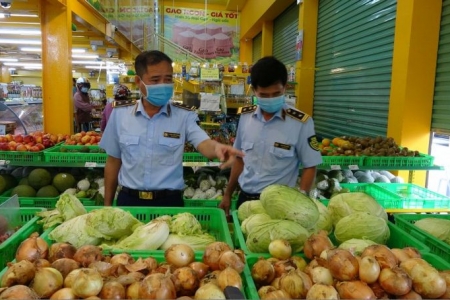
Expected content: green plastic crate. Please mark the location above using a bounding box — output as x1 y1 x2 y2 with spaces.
394 214 450 262
0 207 46 269
364 153 434 167
183 152 211 163
183 195 238 210
0 191 96 208
0 150 44 163
318 155 365 168
374 183 450 212
43 145 107 164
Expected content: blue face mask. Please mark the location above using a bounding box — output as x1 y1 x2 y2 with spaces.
81 87 89 93
257 95 285 113
141 81 174 107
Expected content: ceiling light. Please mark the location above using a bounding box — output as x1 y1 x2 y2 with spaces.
72 60 103 64
10 14 39 18
72 54 99 59
3 62 42 67
0 39 40 45
0 29 40 35
8 68 15 71
72 48 86 53
20 48 86 53
0 58 18 62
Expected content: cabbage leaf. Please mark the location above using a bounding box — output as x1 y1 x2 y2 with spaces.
48 214 102 248
241 213 272 237
170 213 202 235
159 233 216 251
414 218 450 244
237 200 266 222
55 193 87 221
334 212 390 244
338 238 378 255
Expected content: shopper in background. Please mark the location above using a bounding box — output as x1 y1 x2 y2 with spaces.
100 50 244 207
73 77 93 132
72 78 77 95
219 56 323 216
100 84 131 132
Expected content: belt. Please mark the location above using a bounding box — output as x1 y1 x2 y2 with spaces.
120 187 182 200
240 190 261 200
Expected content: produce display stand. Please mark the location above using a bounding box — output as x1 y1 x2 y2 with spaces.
43 145 107 165
0 192 96 208
394 214 450 262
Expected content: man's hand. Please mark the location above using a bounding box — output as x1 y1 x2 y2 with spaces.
214 143 244 169
218 194 232 216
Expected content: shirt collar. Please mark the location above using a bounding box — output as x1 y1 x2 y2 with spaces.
254 105 286 121
135 98 170 117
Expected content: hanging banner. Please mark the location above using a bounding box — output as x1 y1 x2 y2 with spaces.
164 6 241 64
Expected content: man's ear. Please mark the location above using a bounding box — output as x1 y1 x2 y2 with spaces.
135 75 140 85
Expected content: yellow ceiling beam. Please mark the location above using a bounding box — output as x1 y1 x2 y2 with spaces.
225 0 247 11
71 0 107 36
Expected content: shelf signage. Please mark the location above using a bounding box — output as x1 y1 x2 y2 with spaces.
200 68 220 81
330 165 341 170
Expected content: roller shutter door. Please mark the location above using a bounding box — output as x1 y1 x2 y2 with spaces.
252 32 262 63
272 2 299 65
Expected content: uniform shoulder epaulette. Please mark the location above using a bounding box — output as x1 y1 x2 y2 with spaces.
112 100 136 108
237 105 257 115
286 108 309 123
172 102 196 111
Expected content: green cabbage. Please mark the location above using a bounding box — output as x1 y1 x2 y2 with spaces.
328 192 387 226
414 218 450 244
170 213 203 235
338 238 378 255
241 213 272 237
246 219 309 253
48 214 101 248
159 233 216 251
311 199 333 234
237 200 266 222
334 212 390 244
260 185 319 230
108 220 170 250
55 193 87 221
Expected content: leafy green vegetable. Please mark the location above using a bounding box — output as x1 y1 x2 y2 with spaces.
170 212 203 235
160 233 216 251
334 212 390 244
414 218 450 244
311 199 333 234
237 200 266 222
241 213 272 237
48 214 102 248
338 238 378 255
36 210 64 230
55 193 87 221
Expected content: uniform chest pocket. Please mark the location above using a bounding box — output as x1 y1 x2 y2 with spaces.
119 135 140 162
157 137 183 165
269 145 295 158
158 137 183 149
241 142 254 152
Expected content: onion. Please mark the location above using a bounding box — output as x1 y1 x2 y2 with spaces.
189 262 210 280
48 242 77 262
303 231 333 260
49 287 76 300
218 251 245 273
279 269 307 299
233 249 246 264
126 257 157 273
139 273 177 299
304 258 320 275
177 296 193 300
297 269 313 292
64 269 81 288
306 283 339 300
202 242 232 271
153 262 177 275
51 258 80 278
268 239 292 260
73 245 103 267
336 281 376 299
402 247 421 259
194 282 225 299
71 268 103 298
369 282 391 299
199 270 220 287
115 272 145 286
15 233 48 263
126 282 141 299
439 271 450 299
309 266 333 286
359 255 380 284
273 259 296 278
34 258 51 268
99 281 126 299
263 289 291 299
29 267 64 298
110 253 134 265
271 277 280 289
391 248 411 263
171 267 200 296
251 258 275 286
266 257 279 264
1 260 35 287
327 249 359 281
290 256 308 271
0 285 39 299
258 286 276 299
217 267 242 291
379 267 412 295
361 245 398 269
165 244 195 268
85 297 101 300
397 290 422 299
89 261 117 277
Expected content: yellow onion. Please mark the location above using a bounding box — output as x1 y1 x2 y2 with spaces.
271 277 280 289
73 245 103 267
48 242 77 262
29 267 64 298
336 281 376 299
110 253 134 265
258 286 276 299
115 272 146 286
263 289 291 299
15 233 48 263
303 231 334 260
34 258 51 268
268 239 292 260
217 267 242 291
439 271 450 299
139 273 177 299
361 245 398 269
0 285 39 299
51 258 80 279
327 248 359 281
165 244 195 268
89 261 117 277
402 247 421 259
218 251 245 273
266 257 279 265
398 290 422 299
71 268 103 298
251 258 275 286
369 282 391 299
290 256 308 271
401 258 446 299
391 248 411 263
199 270 220 287
296 269 313 292
309 266 333 286
49 287 76 300
171 267 200 296
1 260 35 287
273 259 296 278
189 262 210 280
194 283 225 299
126 282 140 299
202 242 232 271
233 249 246 264
64 269 81 288
306 283 339 300
279 269 307 299
379 267 412 296
359 255 380 284
99 281 126 299
153 262 176 275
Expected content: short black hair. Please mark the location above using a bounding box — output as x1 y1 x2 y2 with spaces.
135 50 173 77
251 56 288 88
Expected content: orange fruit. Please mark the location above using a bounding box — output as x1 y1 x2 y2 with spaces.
322 138 331 147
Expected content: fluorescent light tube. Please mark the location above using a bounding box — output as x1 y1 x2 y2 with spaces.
0 58 18 62
72 60 103 64
72 54 99 59
0 39 41 45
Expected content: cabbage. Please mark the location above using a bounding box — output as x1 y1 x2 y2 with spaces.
170 212 203 235
108 220 170 250
338 238 378 255
241 213 272 236
334 212 390 244
260 185 319 230
311 199 333 234
159 233 216 251
328 192 387 226
414 218 450 244
246 219 309 253
49 214 102 248
55 193 87 221
237 200 266 222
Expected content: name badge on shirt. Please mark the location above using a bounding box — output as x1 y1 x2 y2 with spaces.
274 142 291 150
164 132 181 139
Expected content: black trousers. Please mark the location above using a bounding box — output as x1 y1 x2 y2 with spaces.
236 190 261 209
117 190 184 207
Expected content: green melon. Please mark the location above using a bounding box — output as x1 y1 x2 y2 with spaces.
0 174 17 192
52 173 76 193
18 177 29 186
28 168 52 190
36 185 60 198
11 185 36 197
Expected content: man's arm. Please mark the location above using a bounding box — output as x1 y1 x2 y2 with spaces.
299 166 317 193
103 155 122 206
219 157 244 215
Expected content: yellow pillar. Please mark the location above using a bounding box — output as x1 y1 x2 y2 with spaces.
261 21 273 57
388 0 442 186
239 39 253 65
40 0 73 134
295 0 318 115
0 67 11 84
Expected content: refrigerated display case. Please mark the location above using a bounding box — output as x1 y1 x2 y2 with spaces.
0 101 43 135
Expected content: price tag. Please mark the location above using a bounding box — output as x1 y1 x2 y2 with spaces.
0 125 5 135
0 160 5 165
84 162 97 168
207 162 220 167
348 165 359 170
330 165 341 170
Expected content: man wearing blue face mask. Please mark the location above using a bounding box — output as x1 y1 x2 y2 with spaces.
219 56 323 216
100 50 244 207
